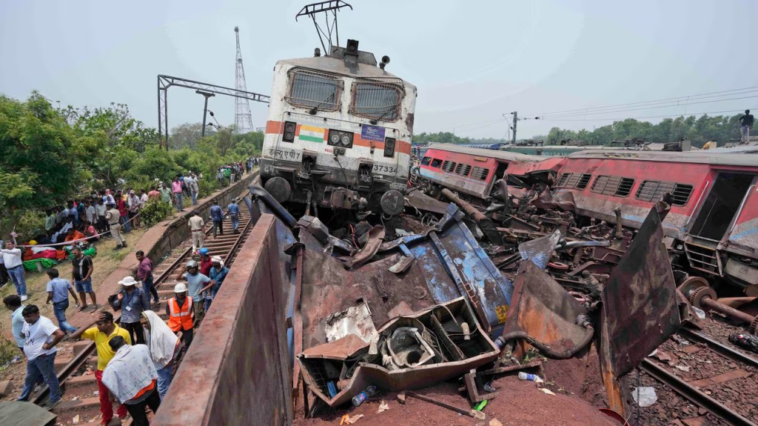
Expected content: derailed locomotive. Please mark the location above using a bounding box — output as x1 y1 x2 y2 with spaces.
260 39 416 217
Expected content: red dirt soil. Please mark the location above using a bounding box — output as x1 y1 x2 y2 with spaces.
294 376 619 426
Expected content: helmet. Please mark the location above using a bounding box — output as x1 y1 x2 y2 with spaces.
198 248 209 256
186 260 198 269
174 283 187 293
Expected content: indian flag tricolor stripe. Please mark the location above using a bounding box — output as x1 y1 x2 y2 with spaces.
298 125 325 143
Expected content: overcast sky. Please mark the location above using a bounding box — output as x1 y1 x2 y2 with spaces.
1 0 756 139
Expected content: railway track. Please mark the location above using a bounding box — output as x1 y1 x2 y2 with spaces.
638 325 758 426
32 205 253 425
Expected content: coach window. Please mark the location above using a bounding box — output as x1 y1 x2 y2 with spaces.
635 181 694 206
591 175 635 197
287 70 341 111
351 81 403 121
455 164 472 177
431 158 443 168
470 167 489 181
421 157 432 166
558 173 593 190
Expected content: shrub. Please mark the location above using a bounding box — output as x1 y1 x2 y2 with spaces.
140 198 175 227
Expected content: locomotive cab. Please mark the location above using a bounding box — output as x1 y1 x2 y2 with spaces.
261 39 417 217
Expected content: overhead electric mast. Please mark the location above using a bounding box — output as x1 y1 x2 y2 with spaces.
234 26 254 134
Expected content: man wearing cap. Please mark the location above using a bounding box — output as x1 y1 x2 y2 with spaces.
204 256 229 312
181 260 212 321
188 211 205 252
70 311 131 425
106 202 127 249
112 276 150 344
167 283 195 350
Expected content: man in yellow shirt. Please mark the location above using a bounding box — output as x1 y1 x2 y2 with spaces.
70 311 131 425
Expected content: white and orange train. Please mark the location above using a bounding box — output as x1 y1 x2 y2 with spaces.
260 38 416 216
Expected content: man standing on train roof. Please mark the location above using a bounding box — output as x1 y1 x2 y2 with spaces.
740 109 754 143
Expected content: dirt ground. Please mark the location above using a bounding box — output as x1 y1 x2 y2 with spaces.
0 227 148 382
294 376 618 426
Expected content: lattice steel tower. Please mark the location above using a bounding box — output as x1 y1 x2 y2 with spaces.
234 26 253 134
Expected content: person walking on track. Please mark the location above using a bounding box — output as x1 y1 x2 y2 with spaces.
140 310 179 400
112 276 150 345
102 336 160 426
70 312 131 425
136 251 160 304
188 211 205 252
210 201 224 238
227 199 241 234
167 283 195 351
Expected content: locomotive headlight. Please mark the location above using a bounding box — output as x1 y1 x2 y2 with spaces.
327 129 353 148
340 134 351 146
330 133 341 144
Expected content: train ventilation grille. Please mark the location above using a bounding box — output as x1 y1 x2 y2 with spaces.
684 242 722 276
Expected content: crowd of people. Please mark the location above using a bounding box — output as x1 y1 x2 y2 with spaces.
0 160 257 423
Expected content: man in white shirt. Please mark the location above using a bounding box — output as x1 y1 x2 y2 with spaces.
187 174 200 206
1 239 27 301
17 305 65 408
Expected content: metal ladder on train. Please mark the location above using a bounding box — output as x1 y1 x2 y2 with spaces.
684 239 723 276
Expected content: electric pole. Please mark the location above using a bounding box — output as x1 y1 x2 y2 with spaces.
511 111 518 145
234 26 254 134
196 90 215 137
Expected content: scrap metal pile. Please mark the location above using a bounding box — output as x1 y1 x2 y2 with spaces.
247 182 717 424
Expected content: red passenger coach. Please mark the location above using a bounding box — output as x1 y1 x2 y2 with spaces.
513 150 758 293
415 144 541 201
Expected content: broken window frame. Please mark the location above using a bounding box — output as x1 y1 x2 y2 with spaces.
431 158 443 169
635 180 694 206
421 156 432 166
286 69 343 112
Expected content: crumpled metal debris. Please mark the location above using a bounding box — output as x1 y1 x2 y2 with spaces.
325 302 378 344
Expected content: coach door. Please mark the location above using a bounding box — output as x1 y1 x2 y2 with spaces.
689 172 756 241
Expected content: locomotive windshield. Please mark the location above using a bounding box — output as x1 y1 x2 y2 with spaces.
287 70 341 111
351 81 403 121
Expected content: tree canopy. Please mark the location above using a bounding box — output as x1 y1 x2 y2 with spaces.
0 92 261 236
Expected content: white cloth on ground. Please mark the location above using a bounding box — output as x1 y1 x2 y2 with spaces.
102 344 158 404
142 310 178 369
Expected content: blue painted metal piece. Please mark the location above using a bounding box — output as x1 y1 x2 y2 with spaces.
402 203 514 335
518 230 561 270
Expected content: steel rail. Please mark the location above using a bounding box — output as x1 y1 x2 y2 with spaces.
32 204 253 405
679 327 758 369
640 359 756 426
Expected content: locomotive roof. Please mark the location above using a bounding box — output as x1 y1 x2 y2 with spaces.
277 56 416 89
426 143 543 162
567 149 758 167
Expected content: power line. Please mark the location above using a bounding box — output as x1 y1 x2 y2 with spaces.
535 107 753 123
532 94 758 120
525 86 758 118
454 118 507 135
